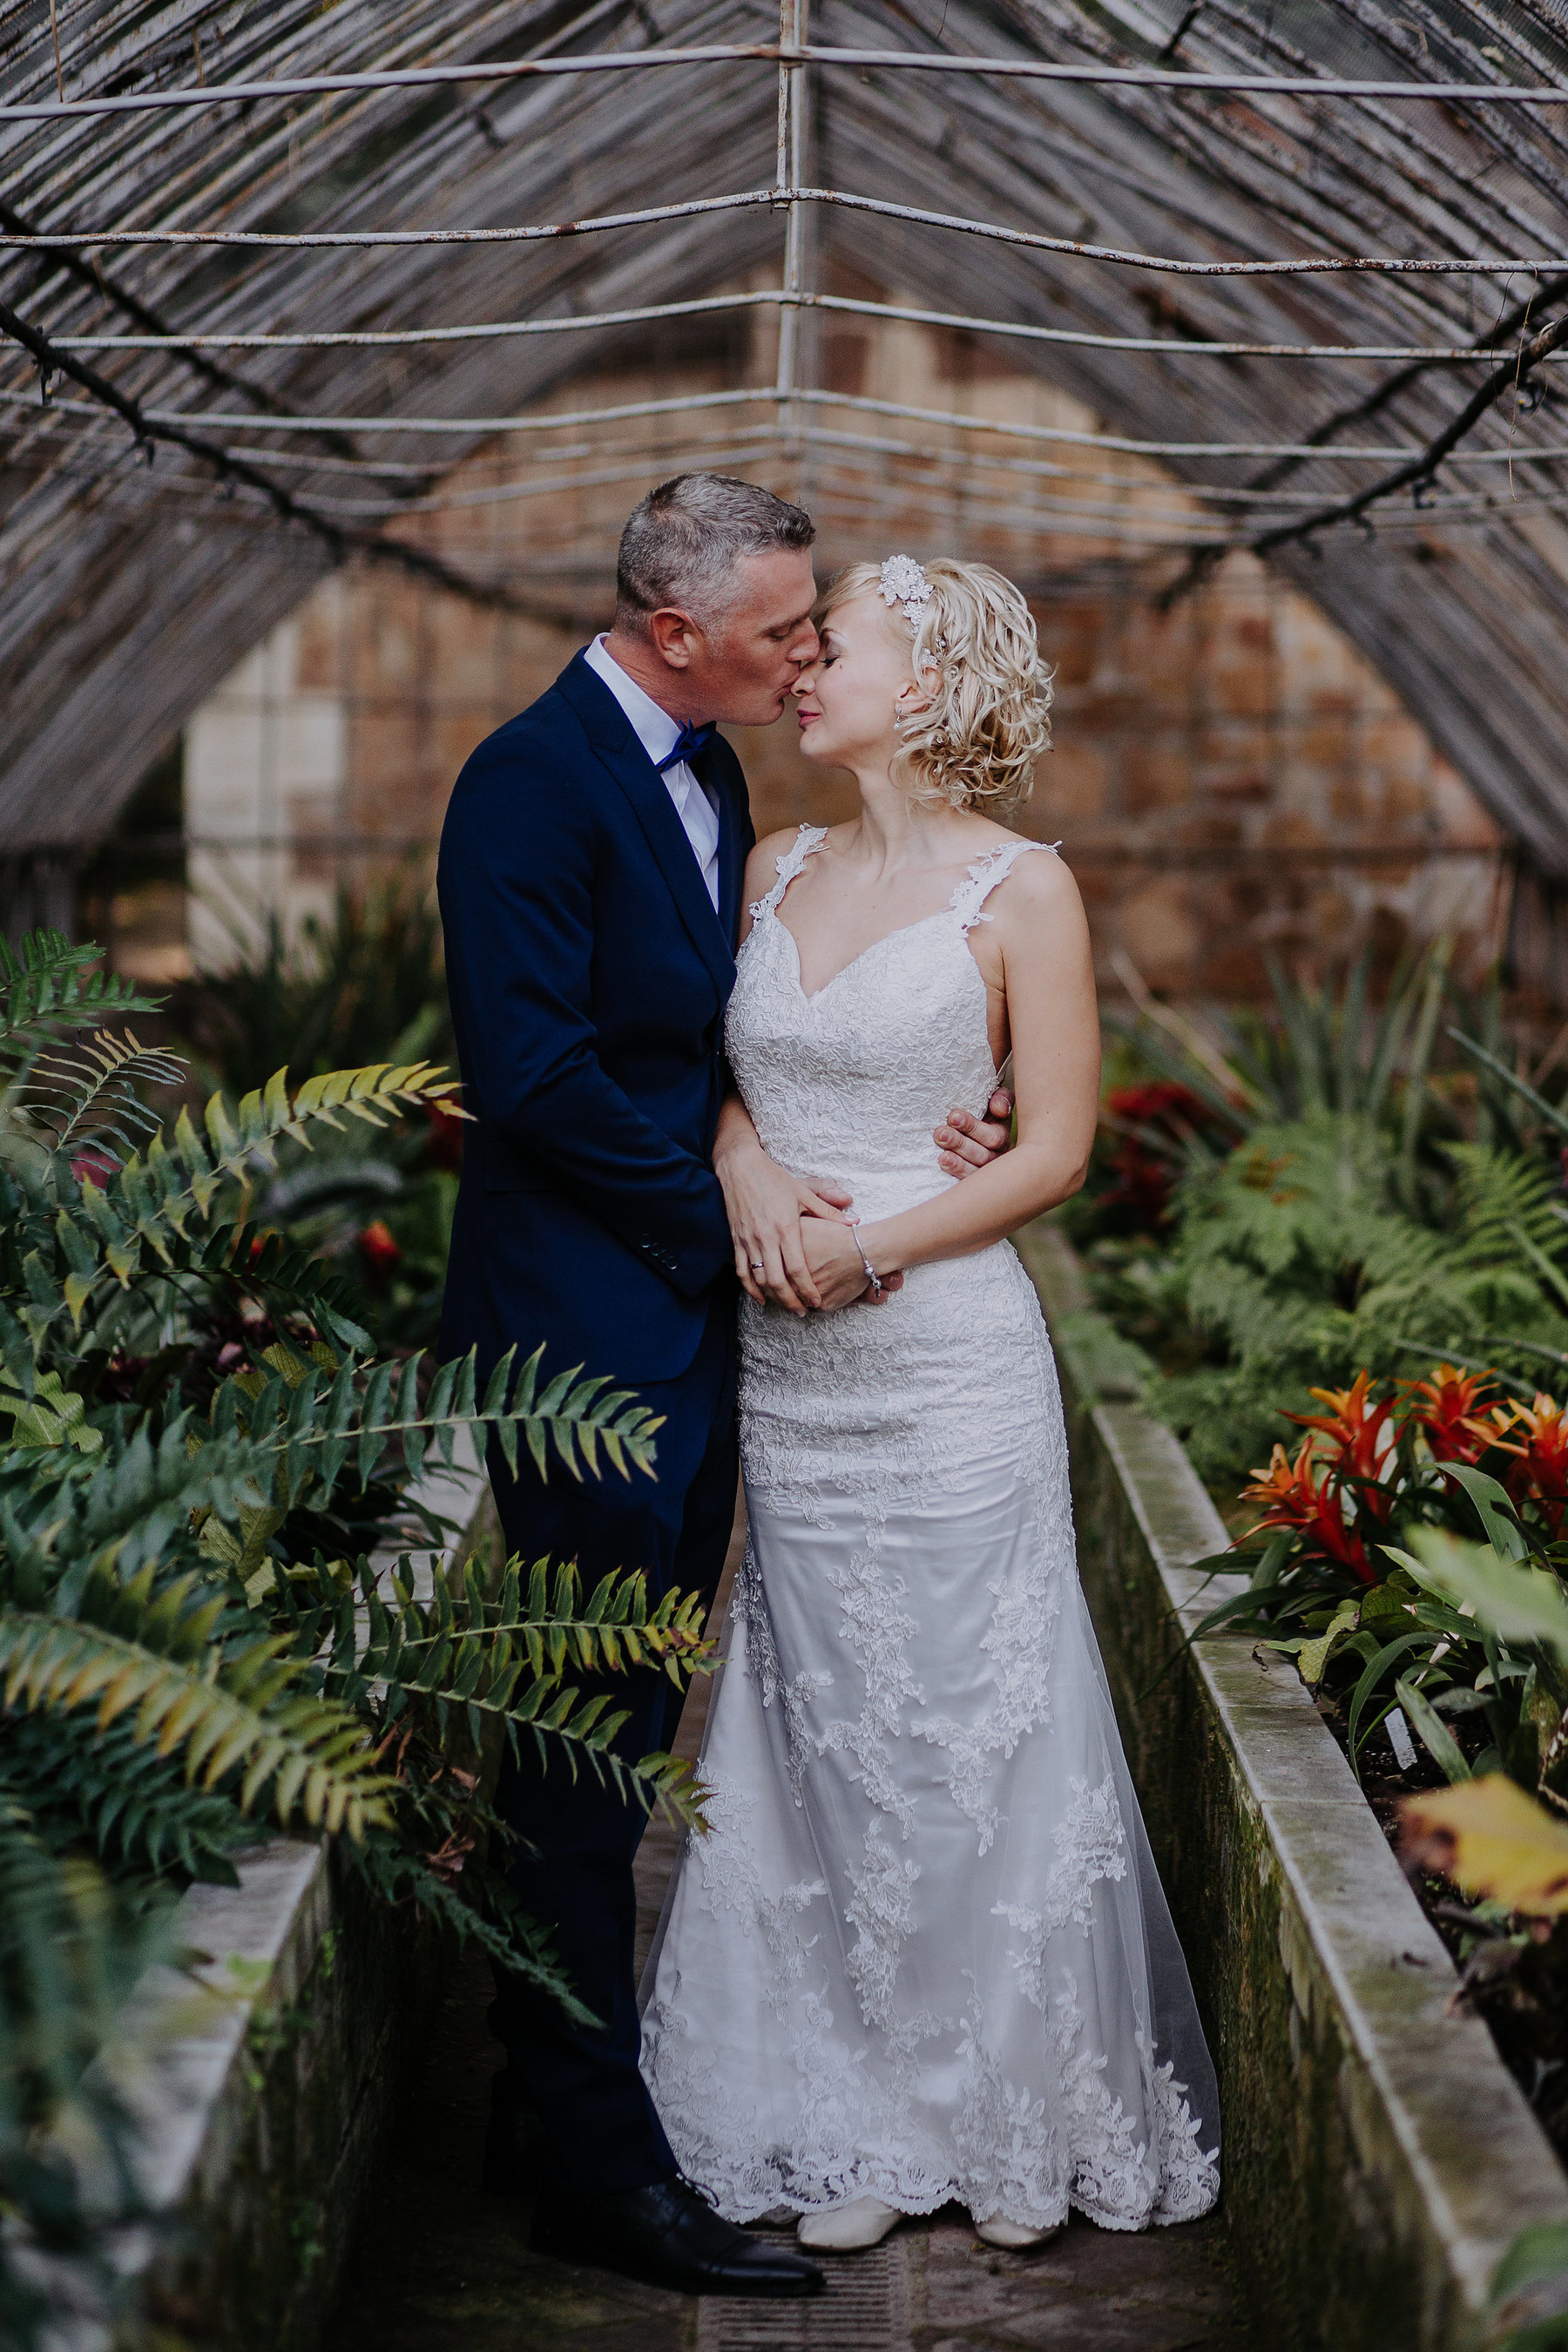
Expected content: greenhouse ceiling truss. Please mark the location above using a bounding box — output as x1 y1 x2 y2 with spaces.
9 0 1568 880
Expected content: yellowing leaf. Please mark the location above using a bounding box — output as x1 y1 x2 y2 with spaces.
1400 1774 1568 1916
1299 1598 1359 1686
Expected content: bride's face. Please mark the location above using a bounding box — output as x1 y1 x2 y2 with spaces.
792 591 928 769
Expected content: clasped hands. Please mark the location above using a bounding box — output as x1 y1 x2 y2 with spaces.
716 1091 1013 1316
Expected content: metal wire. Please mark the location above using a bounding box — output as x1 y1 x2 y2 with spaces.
36 382 1551 469
10 187 1568 279
47 282 1568 364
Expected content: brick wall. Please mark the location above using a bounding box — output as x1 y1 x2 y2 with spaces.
178 294 1505 1000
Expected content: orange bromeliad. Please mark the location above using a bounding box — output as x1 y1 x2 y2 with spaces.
1240 1436 1375 1582
1484 1391 1568 1540
1285 1369 1396 1522
1395 1363 1497 1466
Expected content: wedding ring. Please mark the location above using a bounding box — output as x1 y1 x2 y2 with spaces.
749 1259 766 1274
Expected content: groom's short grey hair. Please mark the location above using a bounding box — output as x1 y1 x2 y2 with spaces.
613 473 815 634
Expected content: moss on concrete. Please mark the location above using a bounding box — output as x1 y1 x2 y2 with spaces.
152 1859 441 2352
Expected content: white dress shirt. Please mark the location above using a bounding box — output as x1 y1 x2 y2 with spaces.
584 634 721 911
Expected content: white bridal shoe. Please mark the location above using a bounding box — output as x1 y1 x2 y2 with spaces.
974 2214 1063 2250
796 2197 902 2251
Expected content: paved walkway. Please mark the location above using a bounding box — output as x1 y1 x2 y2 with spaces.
331 1506 1254 2352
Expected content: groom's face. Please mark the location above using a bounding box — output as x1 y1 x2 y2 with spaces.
684 548 820 727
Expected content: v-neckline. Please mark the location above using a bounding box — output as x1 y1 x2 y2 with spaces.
772 904 970 1005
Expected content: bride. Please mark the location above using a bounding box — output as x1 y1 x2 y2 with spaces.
639 554 1220 2253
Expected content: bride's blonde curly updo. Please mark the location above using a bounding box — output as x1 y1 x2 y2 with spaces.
817 558 1054 820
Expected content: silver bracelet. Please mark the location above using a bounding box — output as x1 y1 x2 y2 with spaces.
848 1220 884 1299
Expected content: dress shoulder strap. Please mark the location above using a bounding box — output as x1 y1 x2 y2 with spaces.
947 836 1059 934
750 822 828 920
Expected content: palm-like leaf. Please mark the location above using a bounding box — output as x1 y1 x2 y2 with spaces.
0 927 706 2320
24 1031 186 1162
314 1552 712 1827
0 1714 257 1886
0 933 162 1064
55 1061 466 1326
0 1599 392 1840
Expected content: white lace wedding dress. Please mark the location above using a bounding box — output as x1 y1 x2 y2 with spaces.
639 827 1220 2234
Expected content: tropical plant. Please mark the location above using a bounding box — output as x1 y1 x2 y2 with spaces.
1066 943 1568 1493
1183 1366 1568 1785
0 929 712 2346
171 869 460 1351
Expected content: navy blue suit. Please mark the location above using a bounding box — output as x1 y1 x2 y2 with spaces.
438 651 754 2194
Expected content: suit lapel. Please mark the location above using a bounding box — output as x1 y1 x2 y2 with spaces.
701 740 748 951
557 654 735 998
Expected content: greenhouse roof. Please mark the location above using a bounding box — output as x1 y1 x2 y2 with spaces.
8 0 1568 868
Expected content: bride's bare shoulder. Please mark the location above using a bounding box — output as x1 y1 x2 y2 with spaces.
990 839 1088 951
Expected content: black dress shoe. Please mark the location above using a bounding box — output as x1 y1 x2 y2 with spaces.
481 2072 546 2195
531 2179 824 2298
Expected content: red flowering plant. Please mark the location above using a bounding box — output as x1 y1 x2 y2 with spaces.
1091 1081 1215 1232
1186 1358 1568 1794
1396 1362 1497 1467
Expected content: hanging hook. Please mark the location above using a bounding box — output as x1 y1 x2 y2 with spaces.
1410 473 1439 509
1517 377 1549 415
37 363 54 406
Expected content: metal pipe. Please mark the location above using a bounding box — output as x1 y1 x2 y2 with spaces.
11 45 1568 124
5 186 1565 278
41 283 1562 362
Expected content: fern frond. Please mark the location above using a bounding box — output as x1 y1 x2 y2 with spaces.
0 1797 155 2113
0 1714 256 1886
0 932 163 1064
348 1840 599 2026
56 1060 463 1321
213 1344 660 1508
312 1552 712 1824
22 1031 186 1161
0 1612 392 1840
481 1557 711 1685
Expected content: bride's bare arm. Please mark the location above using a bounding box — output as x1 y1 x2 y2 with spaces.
715 834 856 1315
845 851 1099 1281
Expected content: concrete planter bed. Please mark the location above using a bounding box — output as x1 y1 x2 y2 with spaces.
91 1836 438 2352
1016 1218 1568 2352
70 1450 491 2352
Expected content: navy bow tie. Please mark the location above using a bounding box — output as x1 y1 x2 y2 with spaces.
657 721 715 773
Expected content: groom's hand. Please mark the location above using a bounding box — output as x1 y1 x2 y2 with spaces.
718 1135 854 1314
935 1089 1012 1180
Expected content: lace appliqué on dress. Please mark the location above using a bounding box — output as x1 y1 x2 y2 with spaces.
642 819 1220 2235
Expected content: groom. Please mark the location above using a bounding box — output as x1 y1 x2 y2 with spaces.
437 476 1007 2298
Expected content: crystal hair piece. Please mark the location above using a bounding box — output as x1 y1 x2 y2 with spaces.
879 555 932 631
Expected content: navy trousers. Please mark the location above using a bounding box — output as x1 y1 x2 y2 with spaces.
487 1291 739 2195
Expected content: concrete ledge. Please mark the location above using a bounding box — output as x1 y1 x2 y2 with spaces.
1017 1219 1568 2352
78 1437 495 2352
